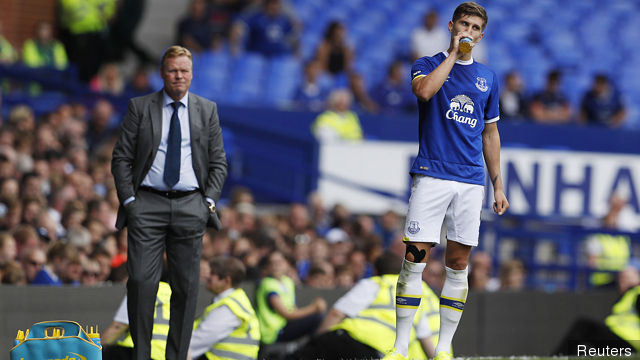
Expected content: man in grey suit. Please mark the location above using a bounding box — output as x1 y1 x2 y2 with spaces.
111 45 227 360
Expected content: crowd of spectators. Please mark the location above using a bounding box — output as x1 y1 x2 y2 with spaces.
0 99 407 290
0 93 382 288
499 69 627 128
0 98 535 294
0 97 632 294
0 0 634 292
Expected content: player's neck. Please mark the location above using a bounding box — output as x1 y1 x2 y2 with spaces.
459 53 472 62
445 50 473 63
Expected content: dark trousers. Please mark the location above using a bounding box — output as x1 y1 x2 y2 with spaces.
102 344 133 360
553 318 631 355
277 313 324 342
294 329 381 360
126 190 208 360
65 32 109 81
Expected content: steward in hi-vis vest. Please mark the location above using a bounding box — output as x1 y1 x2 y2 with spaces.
296 252 441 360
102 281 171 360
606 285 640 351
189 257 260 360
588 233 631 287
553 267 640 355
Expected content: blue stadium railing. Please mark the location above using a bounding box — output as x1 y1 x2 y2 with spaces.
0 64 130 120
479 214 640 291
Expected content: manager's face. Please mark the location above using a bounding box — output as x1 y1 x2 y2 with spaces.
162 55 193 100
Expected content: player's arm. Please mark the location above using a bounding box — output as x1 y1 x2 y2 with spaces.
316 308 347 333
268 294 326 321
611 107 627 128
415 297 436 359
482 122 509 215
419 337 436 359
101 321 129 345
318 279 378 333
411 56 456 102
411 32 468 101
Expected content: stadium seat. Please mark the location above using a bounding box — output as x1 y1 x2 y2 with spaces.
299 32 321 61
623 105 640 130
264 56 302 107
148 72 164 92
226 53 267 106
193 50 232 101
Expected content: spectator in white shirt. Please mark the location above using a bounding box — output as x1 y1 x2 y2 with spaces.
410 10 449 60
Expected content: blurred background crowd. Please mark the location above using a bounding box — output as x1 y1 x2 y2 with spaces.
0 0 638 294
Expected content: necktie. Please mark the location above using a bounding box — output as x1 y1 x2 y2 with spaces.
164 101 181 188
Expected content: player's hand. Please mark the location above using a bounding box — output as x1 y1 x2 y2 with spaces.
314 297 327 313
493 189 509 215
451 31 472 58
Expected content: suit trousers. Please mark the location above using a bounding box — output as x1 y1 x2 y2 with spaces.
125 189 208 360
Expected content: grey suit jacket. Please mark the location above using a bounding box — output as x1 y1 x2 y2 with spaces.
111 90 227 230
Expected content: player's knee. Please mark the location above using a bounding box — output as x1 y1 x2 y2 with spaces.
404 242 431 263
445 257 468 270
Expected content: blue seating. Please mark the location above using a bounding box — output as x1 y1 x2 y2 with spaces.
264 56 302 107
148 72 163 92
226 54 266 106
192 50 231 101
135 0 640 126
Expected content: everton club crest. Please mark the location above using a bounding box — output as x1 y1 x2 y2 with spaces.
407 221 420 234
475 77 488 92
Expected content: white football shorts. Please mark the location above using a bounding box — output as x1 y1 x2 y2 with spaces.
403 174 484 246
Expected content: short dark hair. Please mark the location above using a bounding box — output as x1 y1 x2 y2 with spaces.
452 2 488 30
210 256 246 287
594 73 609 85
548 69 562 82
374 251 403 275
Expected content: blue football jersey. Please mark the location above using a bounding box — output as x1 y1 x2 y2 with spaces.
410 52 500 185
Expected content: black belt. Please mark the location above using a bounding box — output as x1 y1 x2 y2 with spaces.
139 186 200 199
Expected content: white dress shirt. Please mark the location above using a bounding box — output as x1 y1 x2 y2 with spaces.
141 91 199 191
124 91 215 206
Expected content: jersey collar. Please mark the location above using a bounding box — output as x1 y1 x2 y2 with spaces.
442 51 474 65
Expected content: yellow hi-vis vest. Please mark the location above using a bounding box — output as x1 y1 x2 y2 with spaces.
118 281 171 360
193 288 261 360
312 110 363 140
332 274 440 360
59 0 116 34
22 39 68 70
0 35 18 64
590 234 631 286
605 285 640 351
256 275 295 344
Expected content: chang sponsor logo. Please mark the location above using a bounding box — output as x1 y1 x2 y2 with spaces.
446 94 478 128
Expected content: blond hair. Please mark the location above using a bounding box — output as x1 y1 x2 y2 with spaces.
160 45 193 71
